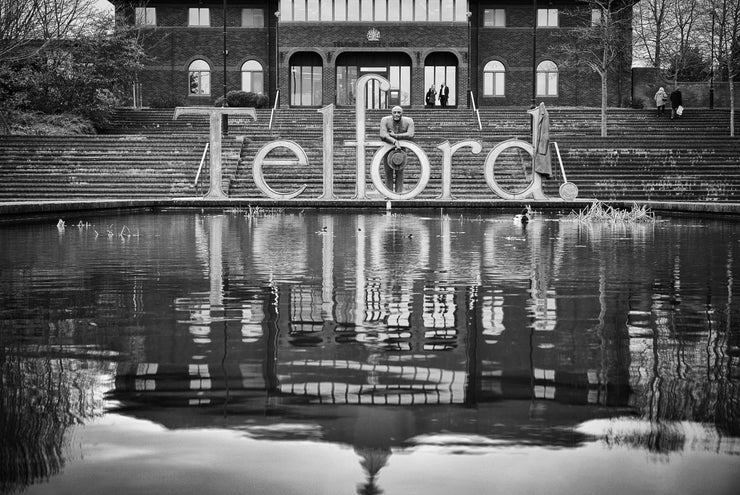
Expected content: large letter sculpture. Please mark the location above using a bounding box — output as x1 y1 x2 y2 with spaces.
350 74 390 200
174 107 257 199
252 140 309 200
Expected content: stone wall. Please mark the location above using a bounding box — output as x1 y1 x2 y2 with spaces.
632 67 740 109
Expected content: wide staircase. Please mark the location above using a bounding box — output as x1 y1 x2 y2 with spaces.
1 106 739 202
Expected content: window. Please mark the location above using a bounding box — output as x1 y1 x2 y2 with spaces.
278 0 470 22
242 9 264 27
483 9 505 27
536 60 558 97
427 0 440 21
361 0 373 21
241 60 264 94
321 0 333 21
189 8 210 26
291 66 322 105
307 0 320 21
135 7 156 26
537 8 558 27
483 60 505 96
189 60 211 95
290 53 323 106
424 52 458 107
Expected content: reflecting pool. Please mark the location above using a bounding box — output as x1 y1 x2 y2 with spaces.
1 209 739 495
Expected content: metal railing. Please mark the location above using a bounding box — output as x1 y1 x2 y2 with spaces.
269 90 279 129
469 90 482 131
194 142 209 192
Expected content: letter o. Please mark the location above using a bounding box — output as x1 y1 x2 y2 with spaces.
484 139 537 200
370 141 431 200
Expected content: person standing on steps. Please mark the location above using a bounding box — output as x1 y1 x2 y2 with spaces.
379 105 415 194
439 83 449 108
670 86 683 120
425 85 437 108
654 86 668 115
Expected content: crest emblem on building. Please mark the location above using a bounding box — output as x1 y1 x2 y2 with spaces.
367 28 381 42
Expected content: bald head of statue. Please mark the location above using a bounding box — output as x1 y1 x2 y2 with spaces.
391 106 403 121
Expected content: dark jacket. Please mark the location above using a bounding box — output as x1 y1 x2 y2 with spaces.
669 89 682 107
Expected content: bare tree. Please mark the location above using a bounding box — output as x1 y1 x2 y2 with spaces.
0 0 42 61
633 0 671 67
557 0 634 136
660 0 702 85
34 0 100 39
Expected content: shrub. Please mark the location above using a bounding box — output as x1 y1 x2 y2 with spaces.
149 94 185 109
214 90 269 108
8 111 96 135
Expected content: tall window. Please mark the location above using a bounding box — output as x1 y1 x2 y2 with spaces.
189 8 210 26
483 9 505 27
242 9 265 27
537 8 558 27
290 53 323 106
189 60 211 95
241 60 264 93
483 60 505 96
536 60 558 97
424 52 458 107
135 7 156 26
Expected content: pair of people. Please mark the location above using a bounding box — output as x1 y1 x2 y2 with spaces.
654 86 683 119
425 84 450 108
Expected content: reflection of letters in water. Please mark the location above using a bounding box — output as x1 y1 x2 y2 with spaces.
3 210 738 495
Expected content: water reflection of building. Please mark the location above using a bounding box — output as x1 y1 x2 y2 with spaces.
111 213 637 430
3 212 740 494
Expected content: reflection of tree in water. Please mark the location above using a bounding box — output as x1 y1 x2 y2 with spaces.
0 340 109 494
355 447 391 495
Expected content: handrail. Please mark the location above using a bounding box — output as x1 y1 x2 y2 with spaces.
469 90 482 131
194 142 209 188
269 90 279 129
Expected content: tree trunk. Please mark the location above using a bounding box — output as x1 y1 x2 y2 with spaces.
601 60 608 137
729 60 735 137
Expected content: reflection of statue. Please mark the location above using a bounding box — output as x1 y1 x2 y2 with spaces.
355 447 391 495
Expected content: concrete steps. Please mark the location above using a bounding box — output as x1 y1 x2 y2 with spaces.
2 107 739 202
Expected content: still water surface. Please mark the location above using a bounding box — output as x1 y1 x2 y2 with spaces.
1 209 739 495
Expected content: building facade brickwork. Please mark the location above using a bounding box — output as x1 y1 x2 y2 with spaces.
114 0 634 109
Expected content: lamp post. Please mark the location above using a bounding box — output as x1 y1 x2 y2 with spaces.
531 0 537 109
275 11 280 107
710 9 715 109
467 11 472 108
222 0 228 135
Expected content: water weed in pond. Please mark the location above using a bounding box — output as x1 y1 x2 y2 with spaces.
564 201 656 224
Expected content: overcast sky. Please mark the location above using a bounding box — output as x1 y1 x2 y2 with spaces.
97 0 113 13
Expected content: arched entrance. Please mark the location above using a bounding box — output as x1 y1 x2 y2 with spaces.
336 52 412 109
424 52 458 107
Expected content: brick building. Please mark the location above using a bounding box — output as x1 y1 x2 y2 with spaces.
115 1 634 108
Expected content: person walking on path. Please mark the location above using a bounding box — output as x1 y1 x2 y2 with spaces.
654 87 668 115
379 105 415 193
670 87 683 120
